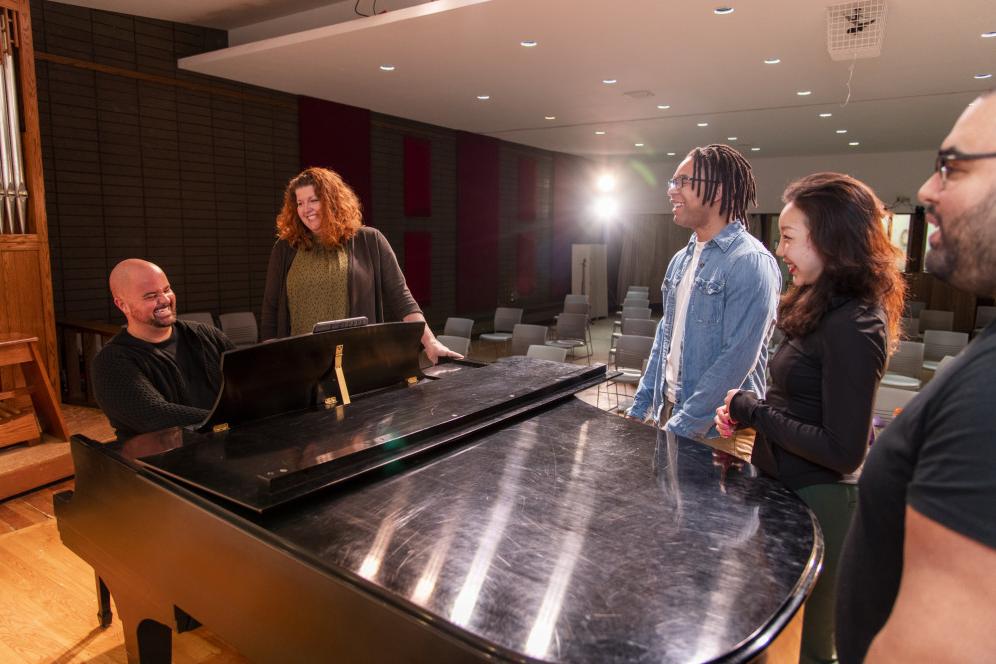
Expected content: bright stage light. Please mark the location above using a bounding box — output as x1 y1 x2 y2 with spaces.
592 196 619 219
596 174 616 192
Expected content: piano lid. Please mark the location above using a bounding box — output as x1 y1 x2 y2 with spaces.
127 356 606 513
199 321 425 433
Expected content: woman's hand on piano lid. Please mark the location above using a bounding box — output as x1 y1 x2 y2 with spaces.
424 338 464 365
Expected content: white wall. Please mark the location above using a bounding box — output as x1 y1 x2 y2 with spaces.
615 150 936 215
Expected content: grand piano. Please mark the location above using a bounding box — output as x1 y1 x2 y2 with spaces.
55 321 822 663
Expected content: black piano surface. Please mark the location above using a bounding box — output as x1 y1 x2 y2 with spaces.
56 326 822 663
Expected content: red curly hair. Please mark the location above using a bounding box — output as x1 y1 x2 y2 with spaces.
276 167 363 249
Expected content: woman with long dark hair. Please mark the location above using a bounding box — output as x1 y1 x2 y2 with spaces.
261 167 459 363
715 172 906 664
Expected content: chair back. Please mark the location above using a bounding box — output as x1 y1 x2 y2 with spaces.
218 312 258 347
621 318 656 337
443 317 474 339
873 386 917 425
885 340 924 378
918 309 953 334
935 355 957 376
555 312 587 341
178 311 216 328
510 324 547 356
526 344 567 362
615 334 654 371
563 301 590 318
564 294 588 306
922 330 968 361
975 305 996 330
621 306 651 321
493 307 523 333
904 300 926 318
435 335 471 357
900 317 919 339
621 297 650 309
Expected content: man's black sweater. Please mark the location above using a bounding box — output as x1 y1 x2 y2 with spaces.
93 320 234 440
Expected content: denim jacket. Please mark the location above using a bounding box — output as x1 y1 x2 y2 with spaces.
629 221 781 440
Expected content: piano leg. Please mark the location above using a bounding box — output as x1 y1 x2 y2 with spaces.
95 573 113 627
120 615 171 664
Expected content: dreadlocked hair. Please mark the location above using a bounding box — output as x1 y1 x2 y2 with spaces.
689 144 757 224
777 172 907 354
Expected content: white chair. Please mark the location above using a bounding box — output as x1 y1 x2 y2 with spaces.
509 324 548 357
443 317 474 339
564 294 588 306
610 318 656 355
435 334 470 357
218 312 258 347
600 334 654 411
918 309 953 335
974 305 996 335
178 311 216 328
872 385 918 425
526 344 567 362
900 316 919 340
922 330 968 373
873 385 917 426
880 340 924 391
479 307 523 358
547 312 591 363
904 300 926 319
620 297 650 311
934 354 957 377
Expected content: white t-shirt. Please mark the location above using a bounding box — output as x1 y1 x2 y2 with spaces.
665 241 706 402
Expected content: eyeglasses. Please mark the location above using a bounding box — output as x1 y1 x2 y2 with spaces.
667 174 718 190
934 147 996 189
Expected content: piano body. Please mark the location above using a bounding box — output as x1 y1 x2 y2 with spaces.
55 322 822 663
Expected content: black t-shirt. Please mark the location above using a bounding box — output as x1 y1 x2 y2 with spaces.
835 321 996 663
153 330 219 411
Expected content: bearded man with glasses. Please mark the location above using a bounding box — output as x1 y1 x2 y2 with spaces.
836 90 996 662
627 144 780 460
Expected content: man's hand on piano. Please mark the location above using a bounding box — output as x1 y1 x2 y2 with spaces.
424 339 464 365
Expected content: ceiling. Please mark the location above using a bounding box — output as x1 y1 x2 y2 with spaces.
61 0 995 160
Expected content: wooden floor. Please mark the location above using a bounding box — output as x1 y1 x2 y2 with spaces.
0 331 801 663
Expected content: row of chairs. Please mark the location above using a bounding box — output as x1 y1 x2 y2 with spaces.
178 311 258 347
881 332 965 391
901 305 995 341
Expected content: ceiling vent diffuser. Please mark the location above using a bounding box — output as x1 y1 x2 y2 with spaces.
826 0 888 61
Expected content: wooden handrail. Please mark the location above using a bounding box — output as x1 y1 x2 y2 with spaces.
56 319 120 407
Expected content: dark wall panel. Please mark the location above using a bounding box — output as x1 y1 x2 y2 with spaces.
455 132 500 315
34 0 298 323
298 96 372 225
403 231 432 307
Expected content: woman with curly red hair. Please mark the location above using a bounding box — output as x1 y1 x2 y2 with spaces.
715 172 906 664
261 167 459 363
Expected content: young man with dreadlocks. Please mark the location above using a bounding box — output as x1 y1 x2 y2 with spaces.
628 144 780 455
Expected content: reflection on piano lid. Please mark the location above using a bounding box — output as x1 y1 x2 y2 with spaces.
131 357 605 513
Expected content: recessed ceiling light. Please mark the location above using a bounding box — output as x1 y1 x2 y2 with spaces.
836 129 848 134
819 112 833 118
763 58 781 65
379 65 395 71
849 141 860 146
520 40 538 47
714 7 734 15
657 104 671 110
974 73 993 80
634 143 645 147
477 95 490 100
751 147 761 151
797 90 812 96
982 31 996 38
697 122 709 127
667 152 676 156
602 79 618 84
595 130 606 135
727 136 738 141
544 115 556 120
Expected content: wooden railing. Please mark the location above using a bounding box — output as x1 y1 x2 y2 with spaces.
57 319 120 407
